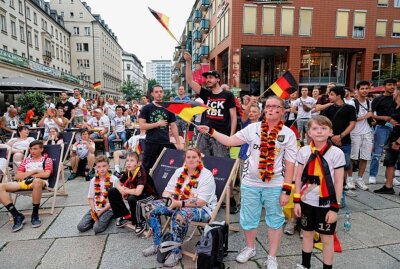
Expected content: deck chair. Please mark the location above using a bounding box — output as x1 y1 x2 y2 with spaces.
0 147 12 183
10 130 40 140
59 131 75 164
14 144 66 215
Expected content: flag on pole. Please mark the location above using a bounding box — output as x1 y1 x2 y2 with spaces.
148 7 180 44
290 123 300 139
269 71 298 99
92 81 101 89
156 100 213 122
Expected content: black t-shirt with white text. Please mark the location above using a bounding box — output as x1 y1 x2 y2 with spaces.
56 101 74 119
199 87 236 135
322 104 357 145
139 103 176 144
371 95 394 126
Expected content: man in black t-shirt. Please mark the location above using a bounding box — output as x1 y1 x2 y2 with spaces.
138 85 183 173
56 92 75 120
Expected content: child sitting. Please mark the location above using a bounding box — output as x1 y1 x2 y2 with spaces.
294 115 345 269
77 155 118 234
108 152 156 235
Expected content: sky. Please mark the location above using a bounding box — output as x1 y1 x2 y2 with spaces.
82 0 195 72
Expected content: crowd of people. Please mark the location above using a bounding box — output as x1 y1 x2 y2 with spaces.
0 56 398 268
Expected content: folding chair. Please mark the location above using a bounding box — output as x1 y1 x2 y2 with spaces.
10 130 40 140
0 147 11 183
59 131 75 164
14 144 66 215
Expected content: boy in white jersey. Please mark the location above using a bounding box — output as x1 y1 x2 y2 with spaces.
294 115 345 269
108 106 130 153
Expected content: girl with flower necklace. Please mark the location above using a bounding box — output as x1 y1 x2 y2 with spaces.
77 155 118 234
197 96 298 269
142 148 217 268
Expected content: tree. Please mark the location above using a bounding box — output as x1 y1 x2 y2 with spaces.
16 91 47 121
147 79 158 93
120 80 143 102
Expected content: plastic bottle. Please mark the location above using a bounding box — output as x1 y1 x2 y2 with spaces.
344 210 351 232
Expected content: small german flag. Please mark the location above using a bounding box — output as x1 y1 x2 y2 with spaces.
269 71 298 99
148 7 179 44
92 81 101 89
156 100 212 122
135 142 142 156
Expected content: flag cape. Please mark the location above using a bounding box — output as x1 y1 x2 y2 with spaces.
92 81 101 89
148 7 179 44
269 71 298 99
156 100 212 122
314 232 342 253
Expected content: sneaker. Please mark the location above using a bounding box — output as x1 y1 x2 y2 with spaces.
164 251 182 268
355 179 369 191
142 244 159 257
12 214 25 232
115 217 131 228
374 185 395 194
395 170 400 177
393 178 400 186
346 180 356 190
264 255 278 269
296 264 308 269
344 189 357 197
68 172 77 181
284 219 296 235
230 197 239 214
135 220 147 235
31 214 42 228
236 247 256 263
368 176 376 184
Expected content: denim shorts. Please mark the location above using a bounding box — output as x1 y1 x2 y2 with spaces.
240 185 284 230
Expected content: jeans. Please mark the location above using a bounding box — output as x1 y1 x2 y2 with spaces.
197 133 229 158
339 143 351 172
297 118 310 143
77 209 113 234
369 125 391 177
108 131 127 151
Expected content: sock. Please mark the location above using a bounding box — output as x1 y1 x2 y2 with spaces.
32 204 40 215
323 263 332 269
115 165 120 173
301 250 312 269
6 203 20 218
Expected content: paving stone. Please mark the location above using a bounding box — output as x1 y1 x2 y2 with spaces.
38 235 106 269
42 206 88 238
380 244 400 262
41 179 90 209
365 208 400 230
315 247 400 269
0 211 10 228
343 196 374 213
0 239 54 269
348 189 399 210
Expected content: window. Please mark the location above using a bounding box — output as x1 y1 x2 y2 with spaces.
33 12 37 24
21 52 25 58
299 8 313 36
34 32 39 48
353 11 366 38
61 11 64 17
3 45 7 51
13 49 17 54
56 47 59 59
243 5 257 34
55 29 58 39
281 7 294 36
51 26 53 35
127 64 131 70
262 6 275 35
127 74 131 80
76 43 82 51
83 43 89 51
376 20 387 37
84 26 90 36
73 27 79 35
10 0 14 8
70 12 74 18
26 6 30 19
79 12 83 18
0 14 6 32
393 21 400 37
10 19 16 37
395 0 400 7
60 48 63 61
27 29 32 45
18 0 23 14
19 25 24 42
377 0 388 7
336 10 349 37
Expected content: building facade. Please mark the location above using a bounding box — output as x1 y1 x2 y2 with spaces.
122 50 146 92
49 0 123 99
146 59 172 91
175 0 400 95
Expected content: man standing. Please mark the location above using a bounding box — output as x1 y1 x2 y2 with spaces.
291 87 316 145
138 85 183 174
173 85 191 136
24 105 36 126
56 92 75 120
105 97 117 123
68 88 86 125
45 97 55 109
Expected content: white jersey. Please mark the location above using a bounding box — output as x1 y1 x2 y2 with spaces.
87 115 110 133
88 175 118 211
43 118 60 138
235 123 297 188
111 115 127 133
68 96 86 117
293 97 316 119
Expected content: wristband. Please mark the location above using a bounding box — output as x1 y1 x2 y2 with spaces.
282 183 292 195
293 193 301 204
208 127 216 137
181 201 185 208
329 202 340 213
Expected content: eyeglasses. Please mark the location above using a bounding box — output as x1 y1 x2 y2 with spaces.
265 105 283 110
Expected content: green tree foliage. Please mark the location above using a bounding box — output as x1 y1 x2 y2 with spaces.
15 91 47 121
121 80 143 102
147 79 158 92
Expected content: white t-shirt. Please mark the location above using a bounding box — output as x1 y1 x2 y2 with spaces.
105 103 116 121
235 123 297 188
88 175 118 211
5 115 19 128
8 137 35 151
45 103 55 109
68 96 86 117
126 134 146 149
194 98 204 123
43 118 60 138
296 145 346 207
293 97 316 119
72 140 94 159
111 115 127 133
87 115 110 133
165 167 217 216
350 99 373 135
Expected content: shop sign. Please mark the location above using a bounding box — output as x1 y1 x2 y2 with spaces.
30 61 62 77
0 49 29 67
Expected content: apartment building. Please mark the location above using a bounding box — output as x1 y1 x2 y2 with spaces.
146 59 172 91
122 50 146 93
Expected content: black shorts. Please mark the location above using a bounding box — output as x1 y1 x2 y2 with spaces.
383 146 400 167
300 202 336 235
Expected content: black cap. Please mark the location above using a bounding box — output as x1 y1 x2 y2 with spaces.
202 70 221 79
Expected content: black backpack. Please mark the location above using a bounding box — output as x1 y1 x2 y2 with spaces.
353 99 374 126
197 221 229 269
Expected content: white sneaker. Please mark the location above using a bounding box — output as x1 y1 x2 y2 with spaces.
344 189 357 197
236 247 256 263
106 152 110 158
346 180 356 190
393 177 400 186
368 176 376 184
395 170 400 177
355 179 369 191
264 255 278 269
296 264 308 269
284 219 296 235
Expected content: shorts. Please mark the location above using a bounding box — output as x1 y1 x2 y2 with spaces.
240 185 284 230
383 145 400 167
350 132 373 161
91 132 103 139
299 202 336 235
74 116 84 124
17 178 47 190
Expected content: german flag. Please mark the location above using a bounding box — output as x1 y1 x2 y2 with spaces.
269 71 298 99
135 142 142 156
92 81 101 89
156 100 212 122
148 7 179 44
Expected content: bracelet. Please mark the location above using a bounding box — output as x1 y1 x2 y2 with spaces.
181 201 185 208
293 193 301 203
208 127 216 137
329 202 340 213
282 183 292 195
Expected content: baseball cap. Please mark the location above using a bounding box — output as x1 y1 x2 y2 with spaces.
202 70 221 79
94 108 102 113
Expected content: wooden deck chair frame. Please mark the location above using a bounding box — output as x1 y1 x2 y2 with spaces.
13 144 67 215
59 131 75 164
0 147 12 183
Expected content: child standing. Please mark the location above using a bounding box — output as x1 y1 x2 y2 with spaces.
294 115 345 269
77 155 117 234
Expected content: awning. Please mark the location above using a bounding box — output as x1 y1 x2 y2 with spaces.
0 76 74 93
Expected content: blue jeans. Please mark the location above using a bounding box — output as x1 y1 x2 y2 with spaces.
108 131 127 151
369 125 391 177
339 144 351 171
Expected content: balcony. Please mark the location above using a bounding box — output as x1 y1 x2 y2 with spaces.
200 0 210 10
200 19 210 33
192 30 201 42
199 45 209 58
42 51 52 62
193 53 200 64
193 9 202 22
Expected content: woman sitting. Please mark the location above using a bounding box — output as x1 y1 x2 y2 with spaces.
0 116 14 142
142 148 217 268
44 127 64 145
68 129 95 181
5 126 35 171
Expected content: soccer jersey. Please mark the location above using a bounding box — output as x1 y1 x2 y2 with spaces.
293 97 316 119
18 155 53 175
111 115 127 133
68 97 86 117
87 116 110 133
72 140 94 159
88 175 118 211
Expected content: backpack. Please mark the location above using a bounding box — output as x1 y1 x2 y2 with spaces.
197 221 229 269
353 99 374 127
